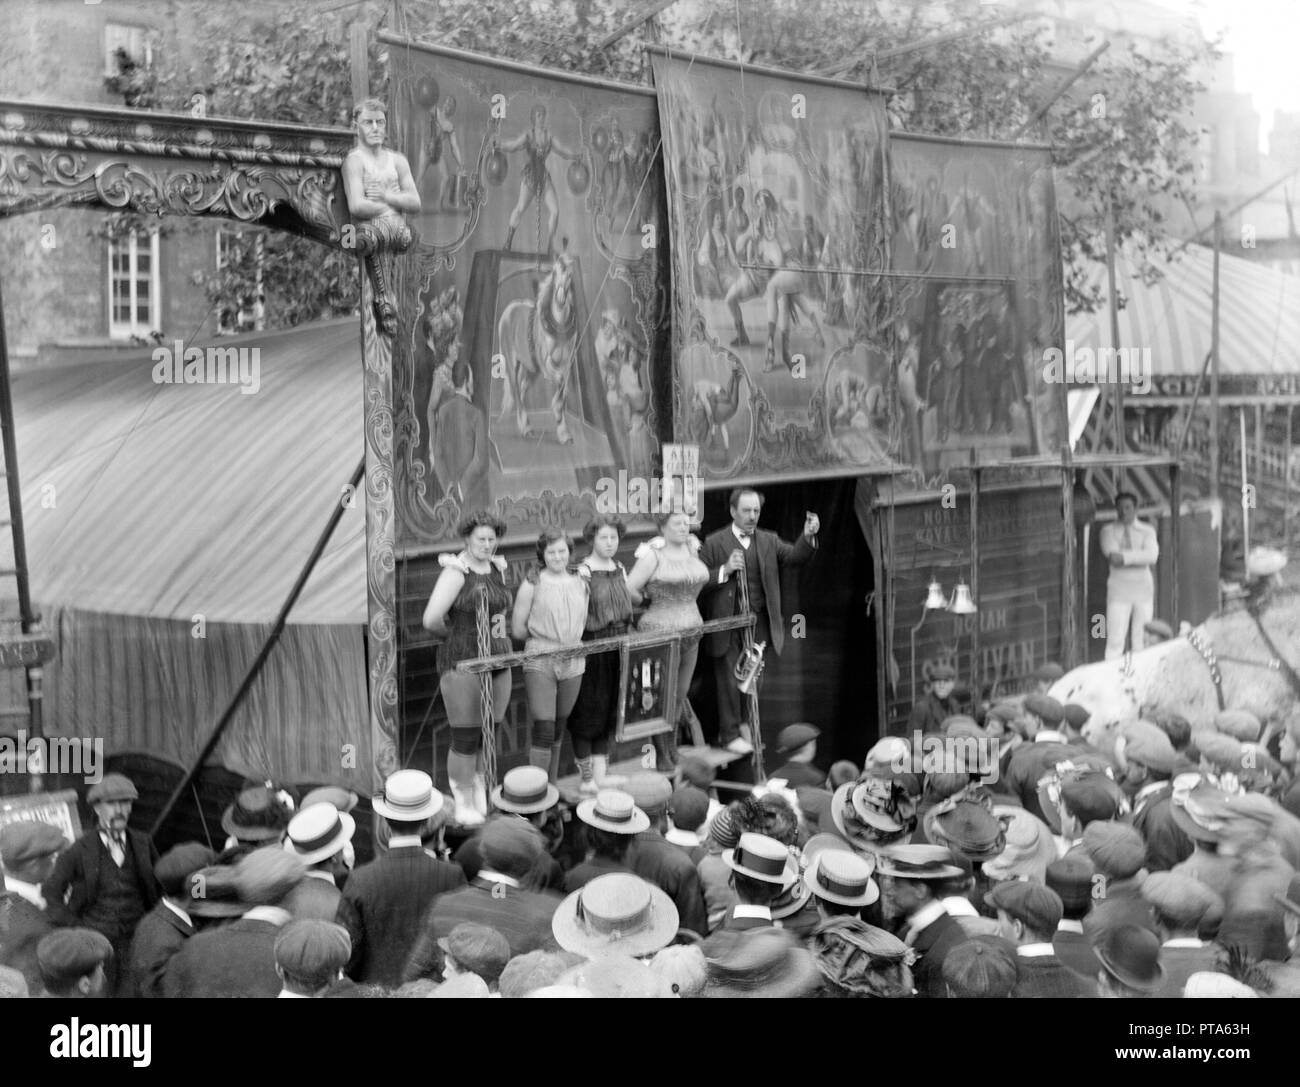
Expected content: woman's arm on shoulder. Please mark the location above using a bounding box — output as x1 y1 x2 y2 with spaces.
512 576 536 642
422 561 467 633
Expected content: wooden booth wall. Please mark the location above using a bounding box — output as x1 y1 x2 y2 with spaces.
386 41 671 552
865 482 1065 735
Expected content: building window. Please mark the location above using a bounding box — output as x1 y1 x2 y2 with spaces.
107 230 160 339
104 23 152 77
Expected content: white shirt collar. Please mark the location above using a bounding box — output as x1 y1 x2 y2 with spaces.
732 524 753 545
1056 919 1084 934
1035 730 1067 745
478 870 521 888
278 989 311 998
4 876 45 909
243 906 291 927
305 869 338 884
942 896 977 917
1163 937 1204 948
665 827 700 849
162 897 193 927
905 899 949 935
733 904 773 920
387 834 423 849
1017 943 1057 957
1135 781 1168 806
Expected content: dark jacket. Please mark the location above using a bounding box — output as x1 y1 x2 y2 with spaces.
455 832 565 892
0 889 54 994
697 525 816 657
627 829 709 936
41 828 159 939
1130 785 1194 872
908 910 970 998
337 845 467 986
163 916 284 998
771 762 826 789
282 873 343 922
562 855 632 893
1157 941 1223 998
1012 950 1097 998
401 876 561 982
127 900 194 998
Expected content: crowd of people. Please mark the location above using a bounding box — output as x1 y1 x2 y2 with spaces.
3 684 1299 999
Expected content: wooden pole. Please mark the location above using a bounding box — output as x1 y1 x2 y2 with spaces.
1210 212 1222 505
1105 196 1125 467
1170 462 1181 628
350 21 369 105
1061 444 1078 667
969 450 981 695
1010 40 1111 142
1287 407 1294 557
1240 408 1251 563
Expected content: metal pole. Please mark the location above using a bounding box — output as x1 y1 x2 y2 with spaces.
1210 212 1221 506
1170 463 1181 628
1287 407 1294 557
151 457 366 838
1061 444 1078 667
969 450 981 695
1105 196 1125 462
1010 41 1111 142
1240 408 1250 563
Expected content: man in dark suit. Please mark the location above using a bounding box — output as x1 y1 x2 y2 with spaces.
987 879 1095 998
877 845 972 998
336 771 466 986
126 842 213 998
402 817 560 982
41 773 159 996
0 820 67 995
698 488 818 754
768 723 826 788
1141 872 1224 998
281 802 354 921
163 847 306 999
624 774 709 936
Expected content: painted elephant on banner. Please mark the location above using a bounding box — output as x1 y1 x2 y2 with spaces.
1049 583 1300 738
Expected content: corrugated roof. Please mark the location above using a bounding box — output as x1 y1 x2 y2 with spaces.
11 319 367 624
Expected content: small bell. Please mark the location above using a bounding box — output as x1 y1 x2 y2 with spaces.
949 581 977 615
923 580 947 610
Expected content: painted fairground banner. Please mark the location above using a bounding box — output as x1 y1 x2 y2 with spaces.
889 135 1067 477
649 48 895 482
387 43 668 549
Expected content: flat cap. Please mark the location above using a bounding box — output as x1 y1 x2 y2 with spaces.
154 842 217 898
1214 710 1261 743
775 722 820 754
437 923 511 985
942 715 985 740
1032 662 1065 683
273 919 352 985
86 773 138 804
1082 821 1147 880
1023 694 1065 725
0 819 68 868
1062 704 1091 731
941 936 1020 998
928 662 956 680
37 928 113 987
231 845 306 905
1046 852 1097 911
623 772 673 813
1059 773 1121 826
480 817 544 874
1195 731 1245 773
1121 720 1176 775
1141 872 1224 929
986 880 1064 936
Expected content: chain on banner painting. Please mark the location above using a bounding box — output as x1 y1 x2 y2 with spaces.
649 50 895 482
387 43 669 549
888 135 1067 477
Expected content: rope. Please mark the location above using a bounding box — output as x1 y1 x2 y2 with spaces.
736 561 766 781
476 586 498 793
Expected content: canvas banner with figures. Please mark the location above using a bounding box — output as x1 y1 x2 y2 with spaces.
387 43 670 549
649 48 896 482
888 135 1067 477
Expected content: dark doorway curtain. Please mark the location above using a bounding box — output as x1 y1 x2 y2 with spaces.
692 477 877 783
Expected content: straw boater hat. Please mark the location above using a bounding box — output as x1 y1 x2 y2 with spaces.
875 843 965 882
283 802 356 866
723 832 800 887
552 873 679 959
576 789 650 835
372 770 444 823
300 786 359 814
803 843 879 908
491 766 560 816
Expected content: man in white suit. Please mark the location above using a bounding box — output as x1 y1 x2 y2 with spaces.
1099 491 1159 659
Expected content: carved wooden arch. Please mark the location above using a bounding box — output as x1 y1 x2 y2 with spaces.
0 99 405 791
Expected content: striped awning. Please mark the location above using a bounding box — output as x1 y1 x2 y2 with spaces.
1064 244 1300 402
11 319 367 624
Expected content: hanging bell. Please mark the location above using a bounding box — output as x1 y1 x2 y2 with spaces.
923 580 947 610
949 581 977 615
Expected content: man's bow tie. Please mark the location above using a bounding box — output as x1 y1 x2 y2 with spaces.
736 530 753 539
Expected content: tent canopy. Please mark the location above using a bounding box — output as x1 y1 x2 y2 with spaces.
13 319 367 624
1064 244 1300 404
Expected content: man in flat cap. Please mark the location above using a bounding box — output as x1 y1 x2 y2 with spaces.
37 928 114 998
401 816 561 983
1047 853 1100 976
877 844 972 998
986 880 1095 998
906 661 958 737
1100 491 1159 659
1140 871 1223 997
274 918 352 998
942 935 1020 998
768 723 825 788
624 772 708 937
42 772 159 996
165 846 306 998
126 841 213 998
0 819 68 993
1117 719 1192 872
1002 697 1106 821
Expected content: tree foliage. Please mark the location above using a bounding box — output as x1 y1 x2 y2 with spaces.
99 0 1216 327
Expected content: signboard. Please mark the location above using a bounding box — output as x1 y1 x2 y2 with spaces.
0 789 81 874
